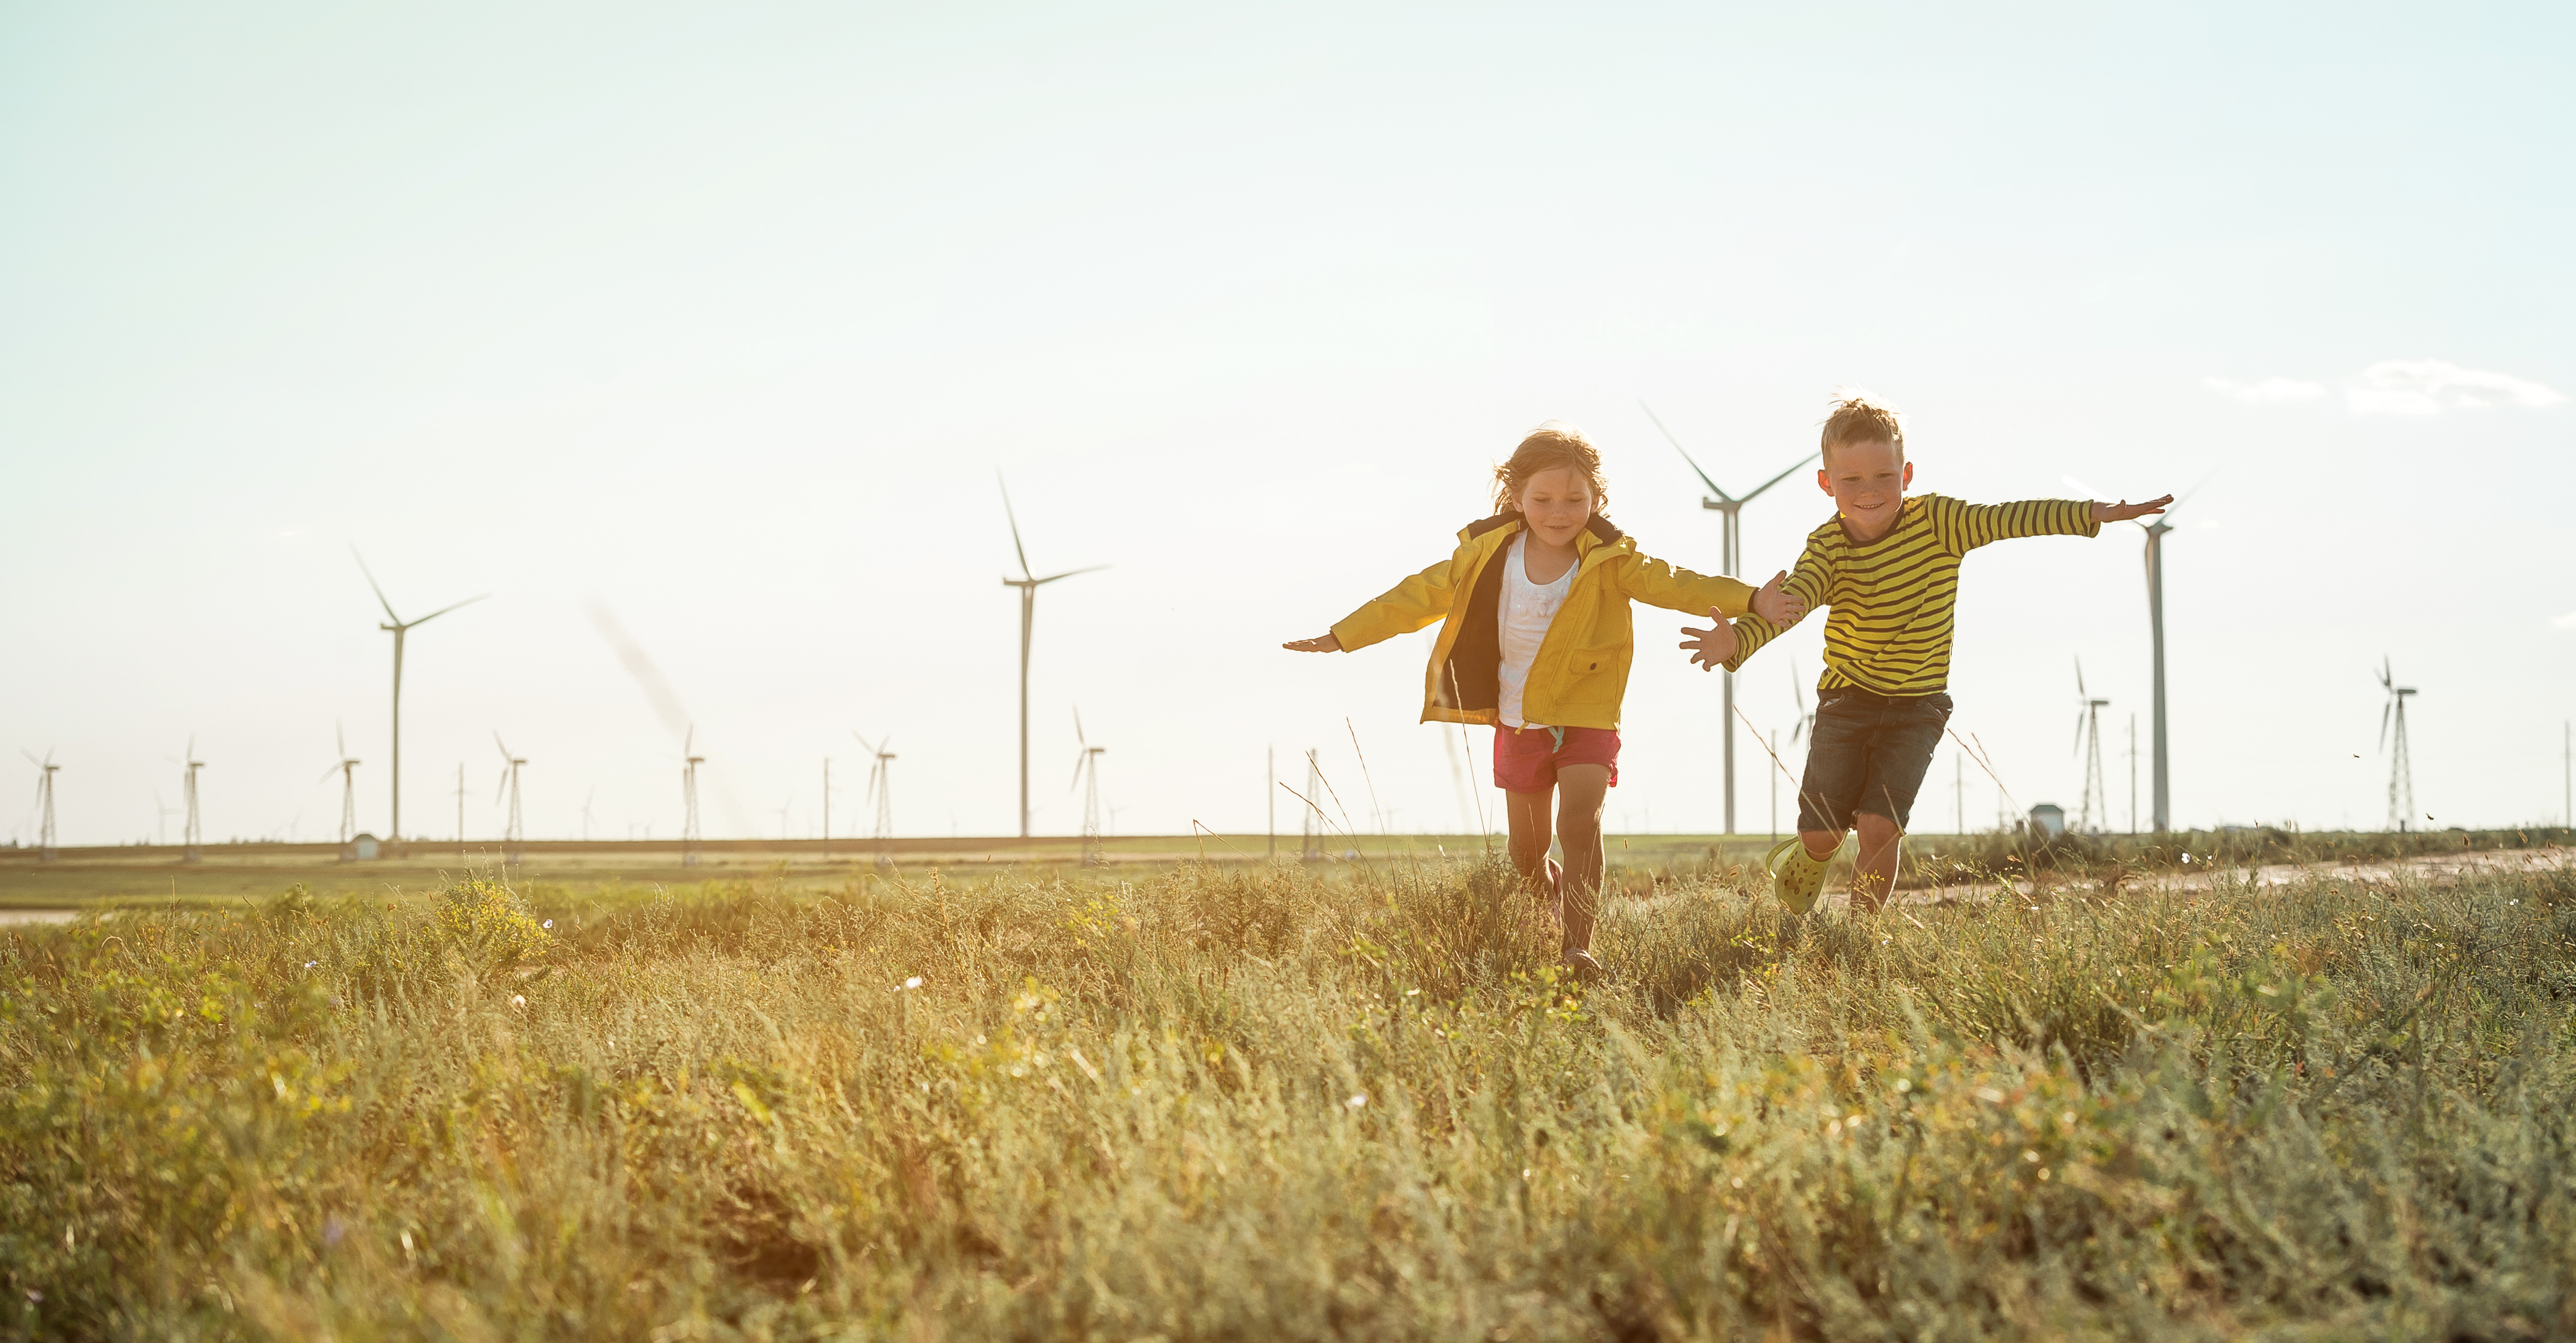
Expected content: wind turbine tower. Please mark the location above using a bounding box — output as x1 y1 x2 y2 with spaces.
1642 402 1816 835
180 736 206 863
2377 659 2418 832
494 733 527 863
856 732 896 869
1072 711 1106 867
1301 749 1322 862
324 724 361 844
682 726 704 867
24 751 59 862
2072 661 2109 835
354 550 485 845
997 476 1106 840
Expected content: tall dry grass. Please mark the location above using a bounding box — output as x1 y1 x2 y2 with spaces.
3 854 2571 1340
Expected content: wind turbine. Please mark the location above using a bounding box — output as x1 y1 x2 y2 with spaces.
2069 472 2202 833
322 723 361 844
998 475 1106 840
493 733 526 863
854 731 896 869
177 735 206 863
2071 660 2108 835
2377 658 2418 832
682 725 704 867
354 549 485 844
1641 402 1817 835
23 751 58 862
1071 709 1106 867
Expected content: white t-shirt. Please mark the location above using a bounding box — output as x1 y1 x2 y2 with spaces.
1497 534 1575 729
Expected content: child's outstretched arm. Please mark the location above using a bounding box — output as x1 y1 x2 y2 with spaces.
1681 540 1830 672
1930 493 2172 552
1282 556 1459 655
1610 554 1806 624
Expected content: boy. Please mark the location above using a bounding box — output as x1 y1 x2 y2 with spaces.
1678 393 2168 914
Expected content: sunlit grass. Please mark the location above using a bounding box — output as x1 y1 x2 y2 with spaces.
4 853 2571 1339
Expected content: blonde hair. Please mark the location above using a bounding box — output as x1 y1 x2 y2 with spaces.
1820 391 1905 464
1492 421 1609 516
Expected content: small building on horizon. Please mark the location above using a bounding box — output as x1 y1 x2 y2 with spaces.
2027 804 2065 838
342 833 380 862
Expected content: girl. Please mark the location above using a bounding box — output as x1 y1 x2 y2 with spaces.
1284 422 1803 978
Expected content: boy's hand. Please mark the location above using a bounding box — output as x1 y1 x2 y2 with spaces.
1677 607 1737 672
1282 633 1343 653
1750 569 1806 625
2093 494 2174 524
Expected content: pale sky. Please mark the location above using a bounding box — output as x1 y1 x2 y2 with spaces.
5 2 2571 847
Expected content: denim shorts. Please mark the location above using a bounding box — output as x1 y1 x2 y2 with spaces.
1796 687 1952 833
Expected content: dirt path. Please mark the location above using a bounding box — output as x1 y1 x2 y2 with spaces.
1892 844 2574 907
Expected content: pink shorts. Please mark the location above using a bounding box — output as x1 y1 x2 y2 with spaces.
1492 724 1621 793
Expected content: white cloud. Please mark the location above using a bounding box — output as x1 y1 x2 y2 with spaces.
2203 375 2326 403
2554 611 2576 630
2345 359 2567 416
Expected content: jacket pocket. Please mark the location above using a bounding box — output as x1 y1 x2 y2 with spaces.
1569 646 1622 676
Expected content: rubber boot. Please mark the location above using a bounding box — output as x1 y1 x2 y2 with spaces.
1767 835 1833 917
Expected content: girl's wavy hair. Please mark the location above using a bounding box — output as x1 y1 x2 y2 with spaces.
1492 421 1609 517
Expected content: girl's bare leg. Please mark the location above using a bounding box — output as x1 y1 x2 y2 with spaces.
1505 788 1559 920
1552 765 1611 957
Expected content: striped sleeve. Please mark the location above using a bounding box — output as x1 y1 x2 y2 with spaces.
1722 533 1833 672
1930 496 2100 553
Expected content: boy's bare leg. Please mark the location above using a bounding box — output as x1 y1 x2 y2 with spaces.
1553 765 1611 957
1849 813 1904 911
1799 829 1840 862
1505 789 1559 919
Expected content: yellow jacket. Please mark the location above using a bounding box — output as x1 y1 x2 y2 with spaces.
1330 513 1757 730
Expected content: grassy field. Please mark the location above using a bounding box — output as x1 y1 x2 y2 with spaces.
4 851 2572 1339
3 826 2562 911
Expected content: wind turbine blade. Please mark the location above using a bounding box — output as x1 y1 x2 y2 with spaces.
494 732 512 761
351 546 402 623
410 594 488 627
2378 701 2390 751
685 724 694 755
2173 467 2222 510
2074 656 2087 700
1074 707 1087 747
1736 451 1821 504
337 720 346 759
320 764 342 785
1637 399 1733 502
998 474 1034 580
1032 565 1109 586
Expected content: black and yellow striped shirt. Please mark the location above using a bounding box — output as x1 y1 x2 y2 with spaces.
1726 494 2099 696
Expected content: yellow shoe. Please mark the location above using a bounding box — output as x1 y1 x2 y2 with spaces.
1767 837 1831 917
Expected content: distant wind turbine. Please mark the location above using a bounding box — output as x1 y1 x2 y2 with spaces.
24 750 59 862
322 723 361 844
999 475 1105 839
1071 709 1106 867
354 549 485 843
2377 658 2418 832
493 733 527 863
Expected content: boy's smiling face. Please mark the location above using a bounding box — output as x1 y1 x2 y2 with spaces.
1819 437 1912 541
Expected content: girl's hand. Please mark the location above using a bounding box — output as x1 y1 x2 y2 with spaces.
1283 633 1343 653
1750 570 1806 625
2093 494 2174 523
1677 607 1737 672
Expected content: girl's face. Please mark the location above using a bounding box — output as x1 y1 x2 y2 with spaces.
1516 467 1595 548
